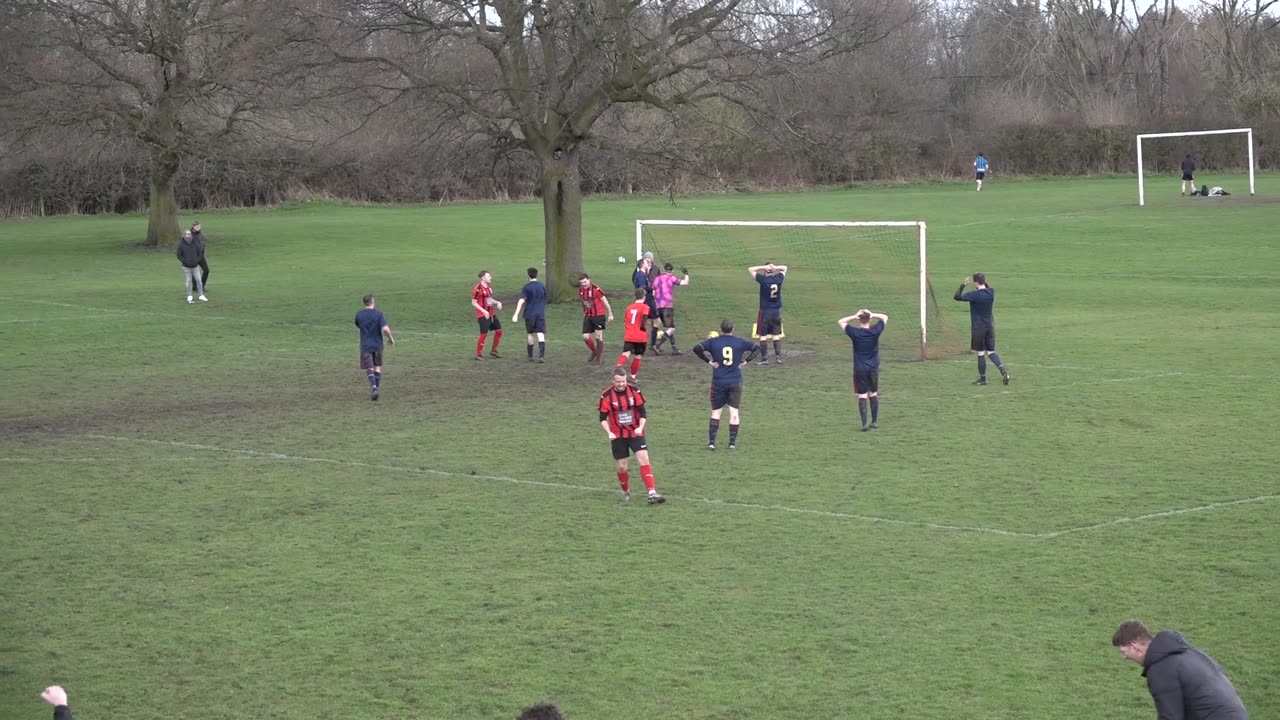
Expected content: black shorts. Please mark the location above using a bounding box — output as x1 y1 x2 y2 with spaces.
1182 172 1194 181
359 350 383 369
524 317 546 334
854 370 879 395
971 326 996 352
758 311 783 336
582 315 607 334
710 383 743 410
976 171 986 180
623 341 647 355
657 308 675 328
611 436 648 460
647 303 658 319
478 316 502 333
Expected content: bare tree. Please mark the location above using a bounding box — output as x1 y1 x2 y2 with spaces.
2 1 327 246
323 0 899 299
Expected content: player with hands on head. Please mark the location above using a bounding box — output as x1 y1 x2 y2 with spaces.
691 319 761 450
838 308 888 431
747 262 788 364
954 272 1010 385
599 366 665 504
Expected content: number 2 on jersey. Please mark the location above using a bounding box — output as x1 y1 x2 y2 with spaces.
769 284 779 300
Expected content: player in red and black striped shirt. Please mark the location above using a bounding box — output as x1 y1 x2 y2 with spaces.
578 273 614 363
471 270 503 359
599 367 665 504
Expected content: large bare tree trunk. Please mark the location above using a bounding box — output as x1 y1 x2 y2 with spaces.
145 149 181 247
540 149 585 302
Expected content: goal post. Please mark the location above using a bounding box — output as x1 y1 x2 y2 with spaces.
1136 127 1256 206
635 220 961 361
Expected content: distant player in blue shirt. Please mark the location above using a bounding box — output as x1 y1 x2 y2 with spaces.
512 267 549 362
838 309 889 431
691 319 761 450
354 293 396 401
747 262 789 364
974 153 989 191
954 272 1010 386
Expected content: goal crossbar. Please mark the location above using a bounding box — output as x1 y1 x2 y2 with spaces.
636 219 933 360
1136 127 1255 206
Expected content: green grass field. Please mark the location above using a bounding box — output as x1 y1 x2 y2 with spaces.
2 175 1278 720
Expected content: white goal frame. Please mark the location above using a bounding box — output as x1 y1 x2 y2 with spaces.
635 219 932 360
1137 127 1256 206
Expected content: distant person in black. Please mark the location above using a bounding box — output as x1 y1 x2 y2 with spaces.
1181 154 1196 196
41 685 72 720
954 272 1009 386
190 221 210 289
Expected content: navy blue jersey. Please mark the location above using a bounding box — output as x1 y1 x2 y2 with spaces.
1181 157 1196 174
955 285 995 328
520 280 548 318
354 308 388 351
694 335 759 385
756 272 785 311
633 268 654 306
845 321 886 371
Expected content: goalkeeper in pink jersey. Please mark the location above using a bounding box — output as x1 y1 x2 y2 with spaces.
650 262 690 354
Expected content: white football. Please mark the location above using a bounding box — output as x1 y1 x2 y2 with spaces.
617 256 627 264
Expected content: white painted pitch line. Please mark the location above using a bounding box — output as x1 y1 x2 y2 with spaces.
76 433 1277 540
82 433 1036 538
0 456 216 464
1039 495 1280 538
0 297 469 339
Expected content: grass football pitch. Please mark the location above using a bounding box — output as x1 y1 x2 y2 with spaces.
2 175 1278 720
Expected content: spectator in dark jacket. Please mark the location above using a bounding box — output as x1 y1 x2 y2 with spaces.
41 685 72 720
176 229 207 303
1113 620 1249 720
190 221 210 290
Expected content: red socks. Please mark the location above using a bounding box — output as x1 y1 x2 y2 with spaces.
491 329 503 352
476 333 487 356
617 471 630 493
639 464 656 492
630 357 642 377
585 338 597 352
616 353 628 366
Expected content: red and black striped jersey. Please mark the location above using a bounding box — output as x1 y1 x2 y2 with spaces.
599 385 646 438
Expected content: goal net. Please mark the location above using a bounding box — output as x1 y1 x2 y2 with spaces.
1136 127 1256 206
635 220 965 362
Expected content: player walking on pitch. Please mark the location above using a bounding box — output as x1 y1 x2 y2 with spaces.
578 273 614 363
471 270 503 359
616 288 651 382
599 367 666 504
838 309 888 431
651 262 689 354
355 294 395 401
512 267 549 362
692 320 761 450
954 272 1010 385
747 262 788 364
974 152 989 191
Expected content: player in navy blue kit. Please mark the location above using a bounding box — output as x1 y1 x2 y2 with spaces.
838 309 889 431
512 267 549 362
692 319 761 450
954 272 1009 385
747 262 788 364
354 293 396 400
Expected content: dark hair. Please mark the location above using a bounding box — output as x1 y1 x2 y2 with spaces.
1185 153 1191 158
362 294 375 306
978 152 984 157
634 288 646 299
527 267 538 279
973 272 986 285
611 366 627 378
720 319 734 334
518 703 566 720
857 311 871 323
1112 620 1152 647
478 269 489 278
578 273 589 281
664 262 674 272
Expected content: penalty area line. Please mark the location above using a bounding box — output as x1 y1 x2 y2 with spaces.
82 433 1035 538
